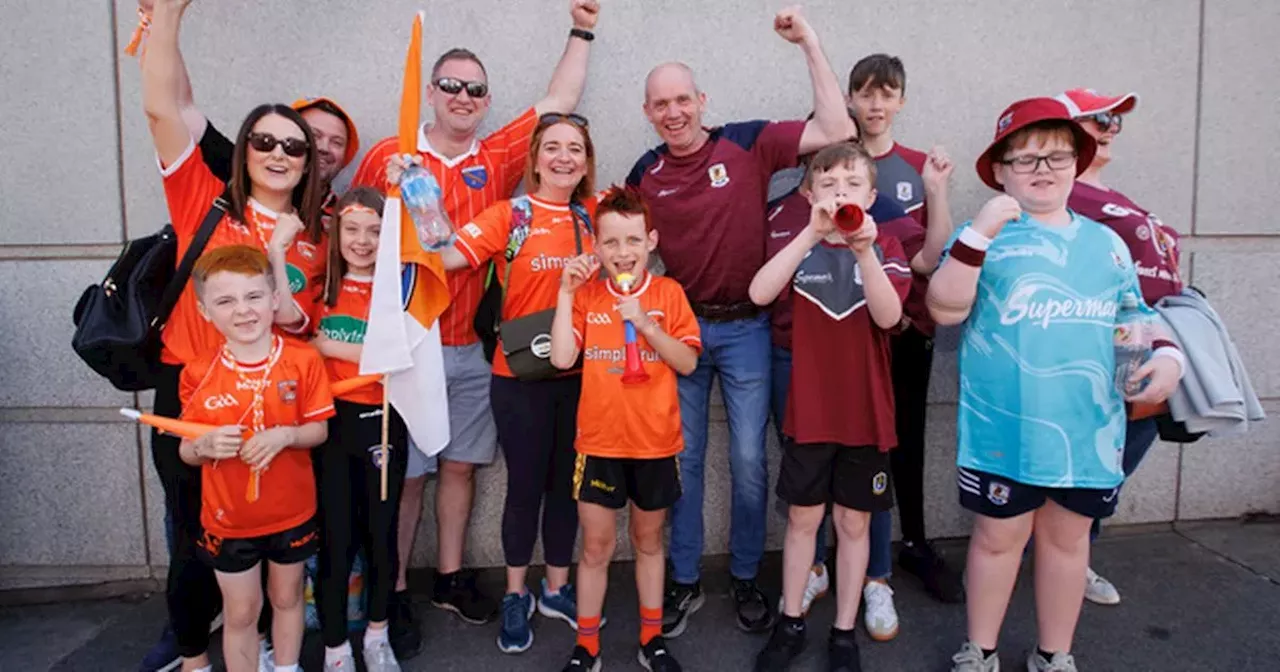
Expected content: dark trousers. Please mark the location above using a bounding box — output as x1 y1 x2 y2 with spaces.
889 326 934 545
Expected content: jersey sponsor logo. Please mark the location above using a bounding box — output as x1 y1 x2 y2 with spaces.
528 253 577 273
586 311 613 325
1000 283 1118 329
462 222 484 239
286 264 306 294
872 471 888 495
295 241 318 261
795 269 834 285
277 379 298 404
770 230 791 239
657 187 680 198
585 344 662 365
528 227 553 237
461 165 489 189
236 378 267 391
320 315 368 344
1134 261 1179 283
708 163 730 188
987 481 1011 506
203 393 240 411
896 181 914 202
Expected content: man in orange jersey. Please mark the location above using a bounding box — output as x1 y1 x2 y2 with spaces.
548 187 702 672
351 0 600 656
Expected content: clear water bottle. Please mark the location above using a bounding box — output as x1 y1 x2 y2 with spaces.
399 163 455 251
1113 294 1152 397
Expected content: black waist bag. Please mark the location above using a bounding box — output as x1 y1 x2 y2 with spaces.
71 196 226 391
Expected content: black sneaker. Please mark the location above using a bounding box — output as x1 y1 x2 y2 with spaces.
827 628 862 672
388 589 424 660
431 568 499 624
561 644 601 672
899 540 965 604
661 580 705 638
639 636 683 671
755 616 806 672
732 577 777 633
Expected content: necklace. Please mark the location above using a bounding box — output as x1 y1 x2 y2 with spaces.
222 335 284 501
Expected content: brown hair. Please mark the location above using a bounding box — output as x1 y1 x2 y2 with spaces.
192 244 273 299
431 47 488 81
524 118 596 203
596 185 653 233
847 53 906 96
802 142 878 191
323 187 386 307
227 104 325 243
991 120 1079 162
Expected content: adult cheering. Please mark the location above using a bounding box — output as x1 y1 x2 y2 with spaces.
1055 88 1184 606
141 1 329 671
627 6 855 637
352 0 599 658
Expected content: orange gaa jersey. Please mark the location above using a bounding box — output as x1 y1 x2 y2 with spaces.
313 274 382 406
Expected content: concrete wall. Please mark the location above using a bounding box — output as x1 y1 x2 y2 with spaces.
1 0 1275 589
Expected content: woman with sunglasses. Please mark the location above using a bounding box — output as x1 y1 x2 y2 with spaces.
1054 88 1185 607
142 2 328 671
392 112 599 654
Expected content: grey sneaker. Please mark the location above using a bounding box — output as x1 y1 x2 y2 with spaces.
323 650 357 671
363 638 402 672
1027 650 1077 672
951 641 999 672
1083 567 1120 605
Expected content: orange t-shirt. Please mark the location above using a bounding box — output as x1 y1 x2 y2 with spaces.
455 195 598 378
313 274 383 406
351 108 539 347
571 273 702 459
179 336 335 539
159 142 328 364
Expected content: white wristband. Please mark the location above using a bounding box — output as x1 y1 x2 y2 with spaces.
958 227 993 251
1153 346 1186 379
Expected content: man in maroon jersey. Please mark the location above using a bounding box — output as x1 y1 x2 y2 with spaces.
626 6 855 638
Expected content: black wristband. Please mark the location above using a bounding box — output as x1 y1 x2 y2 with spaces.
570 27 595 42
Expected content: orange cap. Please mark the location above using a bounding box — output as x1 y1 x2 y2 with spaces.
291 97 360 168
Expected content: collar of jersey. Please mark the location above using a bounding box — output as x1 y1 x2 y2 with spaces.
248 198 280 221
418 123 480 167
526 194 573 211
605 271 652 299
219 335 284 373
344 273 373 283
1021 209 1083 236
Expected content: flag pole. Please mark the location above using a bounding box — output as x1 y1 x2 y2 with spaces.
380 374 391 501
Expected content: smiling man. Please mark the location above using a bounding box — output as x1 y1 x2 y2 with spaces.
625 6 855 639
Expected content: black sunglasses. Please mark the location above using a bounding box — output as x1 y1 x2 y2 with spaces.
434 77 489 98
539 112 590 129
247 132 309 157
1087 111 1124 131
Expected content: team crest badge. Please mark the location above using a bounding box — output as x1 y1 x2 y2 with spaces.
872 471 888 496
987 481 1011 506
896 181 913 202
1135 223 1151 240
367 444 395 468
998 112 1014 133
461 165 488 189
277 379 298 404
708 163 730 188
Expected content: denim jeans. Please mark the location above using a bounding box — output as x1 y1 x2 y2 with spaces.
1091 417 1160 541
669 313 772 583
770 345 893 580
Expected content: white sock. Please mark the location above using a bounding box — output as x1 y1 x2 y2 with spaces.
324 641 353 662
274 665 298 672
364 625 390 648
260 638 272 655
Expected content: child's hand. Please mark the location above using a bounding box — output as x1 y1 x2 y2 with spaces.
847 213 879 255
1125 356 1181 405
240 427 297 471
971 195 1022 239
922 145 954 196
616 296 653 331
269 213 305 255
560 254 600 293
385 153 421 186
197 425 243 461
773 6 815 45
808 198 839 238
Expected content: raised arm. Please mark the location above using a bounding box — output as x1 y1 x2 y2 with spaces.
927 196 1021 325
533 0 600 116
750 202 833 306
141 0 196 166
915 146 957 274
774 7 856 155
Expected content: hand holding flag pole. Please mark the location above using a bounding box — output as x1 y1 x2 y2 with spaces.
616 273 650 385
118 409 262 501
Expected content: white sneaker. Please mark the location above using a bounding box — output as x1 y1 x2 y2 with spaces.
1027 650 1078 671
259 640 274 672
323 651 357 671
362 638 402 672
862 579 900 642
775 563 831 616
1083 567 1120 605
950 641 999 672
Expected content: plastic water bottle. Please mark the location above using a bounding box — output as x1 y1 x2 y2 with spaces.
1113 294 1151 396
400 162 455 251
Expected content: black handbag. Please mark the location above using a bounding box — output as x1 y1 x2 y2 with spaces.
498 197 591 381
71 195 227 391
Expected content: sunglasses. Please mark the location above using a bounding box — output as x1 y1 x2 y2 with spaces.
1087 111 1124 131
539 112 590 129
247 132 309 157
434 77 489 98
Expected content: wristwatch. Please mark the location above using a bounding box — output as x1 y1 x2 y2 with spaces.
570 27 595 41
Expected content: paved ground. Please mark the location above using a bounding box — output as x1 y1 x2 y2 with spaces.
4 520 1278 671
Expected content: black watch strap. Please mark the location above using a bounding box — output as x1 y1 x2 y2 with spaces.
570 27 595 42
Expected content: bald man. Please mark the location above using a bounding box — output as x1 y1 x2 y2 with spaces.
625 6 855 639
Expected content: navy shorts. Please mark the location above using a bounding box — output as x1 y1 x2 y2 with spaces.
957 467 1119 520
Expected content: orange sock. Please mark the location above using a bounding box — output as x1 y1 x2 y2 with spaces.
640 605 663 645
577 615 602 656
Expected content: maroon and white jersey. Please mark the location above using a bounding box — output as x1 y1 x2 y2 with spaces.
1069 182 1184 303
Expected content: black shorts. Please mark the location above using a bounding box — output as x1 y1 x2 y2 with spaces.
572 454 682 512
196 518 318 574
777 441 894 512
957 467 1120 520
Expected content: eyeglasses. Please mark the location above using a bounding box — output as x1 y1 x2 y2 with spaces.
539 112 590 129
1087 111 1123 132
434 77 489 98
247 132 309 157
997 151 1078 174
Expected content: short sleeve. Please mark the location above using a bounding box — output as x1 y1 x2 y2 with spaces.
571 288 588 348
350 137 398 194
283 283 322 336
878 235 913 304
177 361 213 425
486 108 539 195
198 121 235 184
453 201 514 268
722 120 804 174
662 281 703 353
298 350 336 422
161 141 227 239
878 214 926 262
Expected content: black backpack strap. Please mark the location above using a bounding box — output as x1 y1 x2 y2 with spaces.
151 192 229 329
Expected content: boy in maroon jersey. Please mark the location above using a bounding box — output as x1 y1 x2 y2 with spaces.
748 142 912 672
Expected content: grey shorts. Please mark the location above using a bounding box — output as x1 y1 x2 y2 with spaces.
405 343 498 478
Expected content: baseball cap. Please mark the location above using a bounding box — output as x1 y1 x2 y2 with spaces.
291 97 360 168
1053 88 1139 118
974 97 1097 191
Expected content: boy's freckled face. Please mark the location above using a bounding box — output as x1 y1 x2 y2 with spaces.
804 160 877 211
848 83 904 138
595 212 657 282
197 272 278 346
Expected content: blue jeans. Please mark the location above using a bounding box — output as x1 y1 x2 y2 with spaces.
1090 417 1160 541
670 314 772 583
770 346 893 580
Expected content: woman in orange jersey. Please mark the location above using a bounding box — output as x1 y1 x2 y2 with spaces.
142 2 330 670
309 187 409 672
392 113 598 653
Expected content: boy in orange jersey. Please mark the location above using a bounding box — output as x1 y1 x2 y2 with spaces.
178 245 334 672
549 186 702 672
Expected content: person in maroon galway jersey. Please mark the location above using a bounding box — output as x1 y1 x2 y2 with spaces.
749 142 913 671
625 6 856 638
1055 87 1185 607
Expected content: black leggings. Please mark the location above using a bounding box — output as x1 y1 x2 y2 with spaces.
152 364 222 659
491 374 581 568
314 400 409 647
890 326 934 545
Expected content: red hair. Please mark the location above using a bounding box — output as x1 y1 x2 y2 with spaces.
192 245 274 298
595 185 653 232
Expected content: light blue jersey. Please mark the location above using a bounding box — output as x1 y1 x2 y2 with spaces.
946 211 1155 489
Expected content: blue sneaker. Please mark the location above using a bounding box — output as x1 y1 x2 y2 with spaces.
497 590 535 654
139 624 181 672
537 579 607 630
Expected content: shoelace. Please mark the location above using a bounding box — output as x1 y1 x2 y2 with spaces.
951 645 990 671
1042 653 1077 672
502 595 527 631
864 583 894 613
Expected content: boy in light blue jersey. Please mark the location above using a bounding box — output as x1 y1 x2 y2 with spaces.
928 98 1183 672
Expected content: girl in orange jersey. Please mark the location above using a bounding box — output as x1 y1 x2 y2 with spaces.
309 187 410 672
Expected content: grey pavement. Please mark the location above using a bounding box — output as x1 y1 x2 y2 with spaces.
4 520 1278 671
